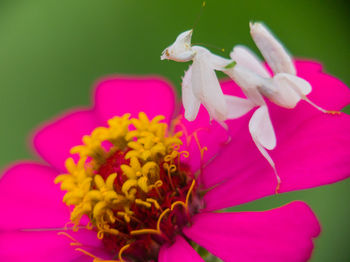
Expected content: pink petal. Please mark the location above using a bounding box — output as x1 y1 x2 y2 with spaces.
94 76 176 124
177 106 229 173
0 231 84 262
158 235 204 262
184 201 320 262
0 162 69 230
293 60 322 73
264 60 323 76
32 109 100 172
204 113 350 211
0 229 106 262
0 163 111 261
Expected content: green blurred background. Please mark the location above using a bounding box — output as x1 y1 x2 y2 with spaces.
0 0 349 261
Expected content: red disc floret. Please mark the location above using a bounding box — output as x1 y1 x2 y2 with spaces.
96 149 199 261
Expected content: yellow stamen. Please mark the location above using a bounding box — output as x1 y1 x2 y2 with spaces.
157 208 171 232
97 230 104 240
186 179 196 207
118 244 131 262
192 132 208 163
57 232 82 246
135 199 152 208
117 212 132 223
179 150 190 158
130 207 172 238
171 115 191 146
130 228 160 236
75 248 99 260
149 180 163 199
170 201 187 211
164 163 176 191
146 198 161 209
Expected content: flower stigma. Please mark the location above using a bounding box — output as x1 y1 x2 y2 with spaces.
55 112 202 262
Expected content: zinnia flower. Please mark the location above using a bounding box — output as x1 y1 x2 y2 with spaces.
1 61 350 261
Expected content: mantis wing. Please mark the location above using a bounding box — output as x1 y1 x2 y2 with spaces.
249 105 276 151
225 95 256 119
250 22 296 75
249 105 281 192
230 45 270 78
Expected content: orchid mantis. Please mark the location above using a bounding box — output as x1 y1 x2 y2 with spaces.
161 22 338 192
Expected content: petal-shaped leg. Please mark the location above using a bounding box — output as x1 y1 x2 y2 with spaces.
230 45 270 78
274 73 312 96
158 235 204 262
250 22 296 75
225 95 256 119
182 65 201 121
273 73 335 114
260 75 303 109
249 105 276 150
184 201 320 262
225 64 266 106
249 105 280 191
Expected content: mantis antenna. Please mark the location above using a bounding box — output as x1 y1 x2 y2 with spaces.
192 42 225 53
192 1 206 30
192 2 226 53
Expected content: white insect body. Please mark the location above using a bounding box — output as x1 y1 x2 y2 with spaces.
161 23 339 192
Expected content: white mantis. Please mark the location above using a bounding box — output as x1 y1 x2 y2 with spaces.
161 22 338 191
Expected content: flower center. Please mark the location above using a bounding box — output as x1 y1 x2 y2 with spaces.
55 112 199 261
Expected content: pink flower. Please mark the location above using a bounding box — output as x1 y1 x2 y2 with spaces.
1 60 350 262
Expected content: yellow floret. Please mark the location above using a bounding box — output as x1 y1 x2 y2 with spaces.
55 112 187 241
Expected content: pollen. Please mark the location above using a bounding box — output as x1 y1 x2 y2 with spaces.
55 112 199 261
